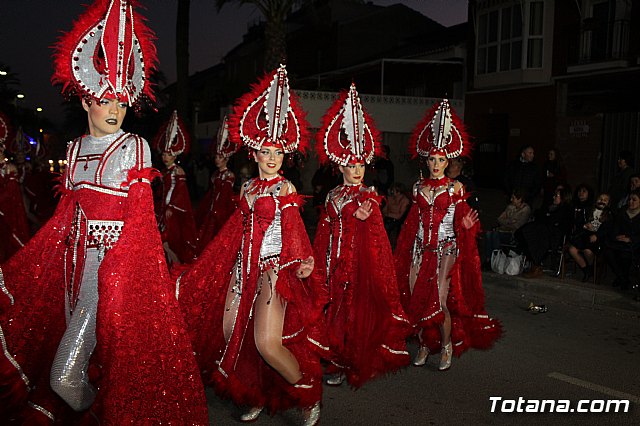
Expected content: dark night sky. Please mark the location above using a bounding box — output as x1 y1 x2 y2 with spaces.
0 0 468 127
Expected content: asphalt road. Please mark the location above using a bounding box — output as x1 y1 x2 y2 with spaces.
205 273 640 425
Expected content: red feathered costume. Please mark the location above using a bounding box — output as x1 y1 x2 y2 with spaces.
0 162 30 262
195 167 236 255
176 177 326 412
0 132 208 424
158 164 198 263
312 184 411 387
394 177 502 356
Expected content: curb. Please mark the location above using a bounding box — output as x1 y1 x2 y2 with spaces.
483 271 640 319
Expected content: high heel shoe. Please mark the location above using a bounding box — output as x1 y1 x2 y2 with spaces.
439 342 452 371
240 406 263 422
302 401 321 426
412 346 429 366
325 372 345 386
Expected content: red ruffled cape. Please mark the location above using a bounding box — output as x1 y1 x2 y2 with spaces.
0 173 208 425
311 189 410 388
176 192 326 413
394 196 502 356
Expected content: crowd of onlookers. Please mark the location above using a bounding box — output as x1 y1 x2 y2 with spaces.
484 145 639 294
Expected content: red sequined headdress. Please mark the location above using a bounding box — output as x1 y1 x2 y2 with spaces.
409 98 469 159
214 115 239 159
0 111 13 148
228 64 309 154
316 83 381 166
153 110 190 156
51 0 158 109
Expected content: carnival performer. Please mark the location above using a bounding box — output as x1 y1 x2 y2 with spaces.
394 99 502 371
195 115 239 254
0 1 209 424
154 110 198 264
0 111 30 262
175 65 323 425
312 83 410 387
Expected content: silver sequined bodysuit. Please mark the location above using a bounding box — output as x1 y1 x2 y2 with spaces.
49 130 151 411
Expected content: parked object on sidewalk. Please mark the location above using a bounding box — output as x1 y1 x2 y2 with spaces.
491 249 525 275
491 249 507 274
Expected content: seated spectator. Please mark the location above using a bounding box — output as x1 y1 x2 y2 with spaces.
616 173 640 210
567 192 611 282
602 189 640 290
483 188 531 266
382 182 411 248
571 183 595 235
517 187 573 278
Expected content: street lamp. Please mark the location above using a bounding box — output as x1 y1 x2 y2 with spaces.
36 107 43 112
16 93 25 99
0 70 7 76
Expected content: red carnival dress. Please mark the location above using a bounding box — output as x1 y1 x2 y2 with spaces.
176 176 326 413
394 177 502 356
195 167 236 255
0 130 208 425
0 162 30 262
312 184 410 387
159 164 197 263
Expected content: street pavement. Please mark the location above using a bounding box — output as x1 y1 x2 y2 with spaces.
204 271 639 425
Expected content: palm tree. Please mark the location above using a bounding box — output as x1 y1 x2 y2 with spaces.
215 0 297 70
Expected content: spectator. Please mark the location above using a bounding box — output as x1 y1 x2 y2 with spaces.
382 182 411 248
616 172 640 210
567 192 611 282
602 189 640 290
447 156 479 211
373 144 395 195
504 144 542 207
517 186 573 278
483 188 531 267
571 183 595 235
542 148 567 206
608 150 635 208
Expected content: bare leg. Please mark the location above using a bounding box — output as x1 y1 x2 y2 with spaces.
409 252 422 296
223 267 240 342
253 269 302 384
438 251 457 348
583 249 595 266
568 245 586 268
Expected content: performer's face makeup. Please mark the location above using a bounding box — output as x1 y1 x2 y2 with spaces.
427 153 448 178
83 97 127 138
214 154 228 169
340 162 365 185
162 152 177 167
254 145 284 178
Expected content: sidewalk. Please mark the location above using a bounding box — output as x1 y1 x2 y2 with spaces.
483 270 640 318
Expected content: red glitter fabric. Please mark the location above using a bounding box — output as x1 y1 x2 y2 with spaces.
177 184 326 413
0 168 30 262
0 177 208 424
195 168 237 255
394 177 502 357
159 166 197 264
311 186 410 388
